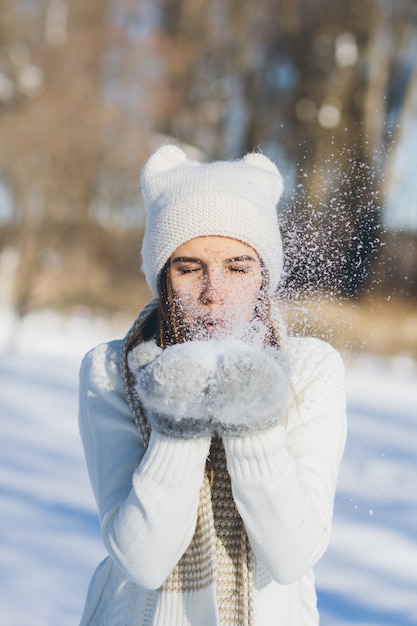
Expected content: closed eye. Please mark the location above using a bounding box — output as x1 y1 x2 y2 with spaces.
171 258 204 275
226 256 258 274
228 266 250 273
177 266 202 274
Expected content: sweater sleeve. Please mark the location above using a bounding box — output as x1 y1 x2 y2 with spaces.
78 341 211 589
222 337 347 584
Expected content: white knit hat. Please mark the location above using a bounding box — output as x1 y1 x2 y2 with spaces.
141 144 284 296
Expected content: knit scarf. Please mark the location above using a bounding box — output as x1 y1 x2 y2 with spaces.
119 299 287 626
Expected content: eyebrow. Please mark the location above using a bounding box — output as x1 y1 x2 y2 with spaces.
170 257 203 264
170 255 257 264
226 255 258 263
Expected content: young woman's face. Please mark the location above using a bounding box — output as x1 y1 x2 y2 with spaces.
169 236 264 338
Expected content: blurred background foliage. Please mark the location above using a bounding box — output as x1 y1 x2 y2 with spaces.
0 0 416 354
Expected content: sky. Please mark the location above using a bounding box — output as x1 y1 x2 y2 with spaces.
0 305 416 626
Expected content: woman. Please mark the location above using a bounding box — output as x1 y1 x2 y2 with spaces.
78 145 347 625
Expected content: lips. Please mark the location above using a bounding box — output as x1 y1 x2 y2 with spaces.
202 318 225 332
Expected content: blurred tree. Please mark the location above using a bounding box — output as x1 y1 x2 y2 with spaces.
364 0 417 297
0 0 416 319
0 0 154 316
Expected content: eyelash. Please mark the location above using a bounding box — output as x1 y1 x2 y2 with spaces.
178 267 201 275
229 266 249 273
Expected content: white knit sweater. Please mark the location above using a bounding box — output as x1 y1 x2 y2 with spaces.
78 336 346 626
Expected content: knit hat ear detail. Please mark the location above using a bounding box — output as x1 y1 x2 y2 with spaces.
242 152 284 198
242 152 284 208
142 144 187 180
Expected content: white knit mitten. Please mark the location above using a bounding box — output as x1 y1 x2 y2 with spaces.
208 342 290 436
130 341 218 439
129 339 290 438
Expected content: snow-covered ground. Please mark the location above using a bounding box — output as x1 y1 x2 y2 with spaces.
1 306 416 626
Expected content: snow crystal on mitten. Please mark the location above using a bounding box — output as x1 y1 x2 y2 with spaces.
207 341 291 435
134 341 218 439
128 341 162 371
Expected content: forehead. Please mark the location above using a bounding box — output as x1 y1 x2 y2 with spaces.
171 236 259 260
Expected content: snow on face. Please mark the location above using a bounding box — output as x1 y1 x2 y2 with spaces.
169 236 267 344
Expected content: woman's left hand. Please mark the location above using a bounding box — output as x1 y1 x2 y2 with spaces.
207 342 291 436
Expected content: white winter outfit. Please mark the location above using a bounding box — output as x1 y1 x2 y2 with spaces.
78 320 346 625
78 145 347 625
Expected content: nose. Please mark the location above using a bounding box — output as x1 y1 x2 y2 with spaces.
199 269 224 304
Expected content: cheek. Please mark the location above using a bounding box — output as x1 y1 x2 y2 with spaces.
229 293 256 319
171 281 200 320
170 274 201 300
224 276 262 317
